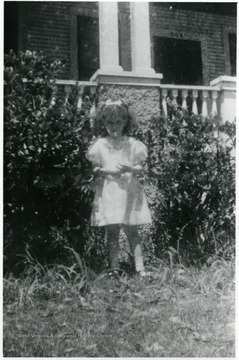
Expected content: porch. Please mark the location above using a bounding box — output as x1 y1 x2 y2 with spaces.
55 76 236 123
55 2 236 122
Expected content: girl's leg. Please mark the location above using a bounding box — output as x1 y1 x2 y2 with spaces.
123 225 145 273
106 224 120 269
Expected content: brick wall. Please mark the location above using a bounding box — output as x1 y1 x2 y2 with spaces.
19 2 71 79
18 2 30 51
149 3 237 83
18 2 99 79
18 2 236 84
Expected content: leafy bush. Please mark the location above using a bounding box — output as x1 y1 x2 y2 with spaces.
4 51 235 273
135 104 235 264
4 50 107 274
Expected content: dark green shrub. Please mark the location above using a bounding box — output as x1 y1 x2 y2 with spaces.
4 50 235 272
135 105 235 264
4 51 107 274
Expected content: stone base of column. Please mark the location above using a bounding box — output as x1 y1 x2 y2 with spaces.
90 69 163 85
90 68 123 82
210 75 236 89
99 65 124 73
133 67 156 76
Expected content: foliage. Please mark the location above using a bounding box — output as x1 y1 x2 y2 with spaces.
135 103 235 264
4 50 235 272
4 50 106 274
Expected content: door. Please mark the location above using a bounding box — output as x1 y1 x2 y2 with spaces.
77 15 99 80
153 36 203 85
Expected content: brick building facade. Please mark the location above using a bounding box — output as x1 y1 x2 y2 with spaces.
5 2 236 83
4 2 237 122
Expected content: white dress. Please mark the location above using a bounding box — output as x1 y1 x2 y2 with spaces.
86 136 152 226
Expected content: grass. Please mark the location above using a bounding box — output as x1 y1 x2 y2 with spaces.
3 250 235 357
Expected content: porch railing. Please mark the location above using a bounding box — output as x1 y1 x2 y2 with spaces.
160 84 221 117
55 79 236 121
53 80 97 109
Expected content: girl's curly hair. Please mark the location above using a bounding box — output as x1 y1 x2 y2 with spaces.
91 101 139 136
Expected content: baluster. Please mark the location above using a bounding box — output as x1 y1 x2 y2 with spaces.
90 102 96 116
89 86 97 126
161 89 168 116
211 90 218 116
89 86 96 113
172 89 178 103
64 85 71 105
90 86 96 98
219 92 225 120
202 90 208 117
77 84 85 109
192 90 198 115
182 89 188 109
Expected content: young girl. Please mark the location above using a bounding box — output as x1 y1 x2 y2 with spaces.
86 100 152 277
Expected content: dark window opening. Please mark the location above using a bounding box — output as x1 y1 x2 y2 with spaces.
154 3 237 17
77 15 99 80
4 2 19 53
229 33 236 76
154 37 203 85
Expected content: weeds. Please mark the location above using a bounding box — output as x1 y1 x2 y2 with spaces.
4 247 89 307
3 249 235 357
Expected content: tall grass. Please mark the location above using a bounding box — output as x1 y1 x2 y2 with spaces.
4 247 91 307
3 248 235 357
4 247 235 307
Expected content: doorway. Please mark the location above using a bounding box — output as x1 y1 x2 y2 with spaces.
4 2 19 53
153 36 203 85
229 33 236 76
77 15 99 80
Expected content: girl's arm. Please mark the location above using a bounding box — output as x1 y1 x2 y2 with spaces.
93 163 143 176
92 166 101 175
93 165 120 176
131 164 143 175
118 163 143 175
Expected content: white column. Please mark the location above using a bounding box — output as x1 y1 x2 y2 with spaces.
99 2 123 72
130 2 155 75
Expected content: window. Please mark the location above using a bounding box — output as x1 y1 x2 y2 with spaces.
4 2 19 53
153 36 203 85
223 26 236 77
229 33 236 76
77 15 99 80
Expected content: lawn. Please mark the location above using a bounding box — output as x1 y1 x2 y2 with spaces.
3 253 235 357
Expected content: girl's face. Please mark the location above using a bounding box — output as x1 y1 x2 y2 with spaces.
105 116 126 138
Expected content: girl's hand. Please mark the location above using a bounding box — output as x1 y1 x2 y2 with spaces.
118 163 143 175
93 166 102 175
101 167 121 176
94 166 119 176
118 163 133 174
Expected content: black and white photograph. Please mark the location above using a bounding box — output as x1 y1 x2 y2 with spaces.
3 1 237 358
